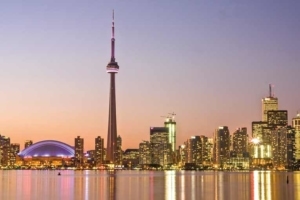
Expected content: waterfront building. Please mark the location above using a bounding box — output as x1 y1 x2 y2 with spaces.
232 128 248 155
24 140 33 149
122 149 139 169
86 150 95 166
164 115 176 152
185 136 202 165
115 135 123 165
271 127 288 169
0 135 10 166
177 145 186 167
18 140 74 168
139 141 151 164
95 136 104 165
292 113 300 161
262 84 278 121
75 136 84 168
106 11 120 164
286 126 296 169
150 127 172 167
200 135 211 166
251 122 272 168
213 126 230 168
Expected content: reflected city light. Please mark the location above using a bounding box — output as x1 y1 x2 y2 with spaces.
253 171 272 200
165 171 176 200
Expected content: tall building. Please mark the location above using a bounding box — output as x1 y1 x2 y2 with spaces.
286 126 296 169
95 136 104 165
75 136 84 168
0 135 10 166
262 84 278 121
252 121 268 141
213 126 230 167
232 127 248 155
164 115 176 152
271 127 288 169
292 113 300 161
115 135 123 165
150 127 172 167
139 141 151 165
267 110 288 127
200 135 210 165
24 140 33 149
185 136 202 165
106 11 120 163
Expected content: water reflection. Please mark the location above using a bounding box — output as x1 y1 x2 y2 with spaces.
0 170 299 199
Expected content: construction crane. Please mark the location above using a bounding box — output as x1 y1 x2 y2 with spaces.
168 112 176 120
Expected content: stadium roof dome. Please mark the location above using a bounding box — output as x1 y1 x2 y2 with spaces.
18 140 74 157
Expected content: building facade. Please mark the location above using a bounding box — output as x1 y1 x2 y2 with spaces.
75 136 84 168
213 126 230 168
95 136 104 165
292 113 300 161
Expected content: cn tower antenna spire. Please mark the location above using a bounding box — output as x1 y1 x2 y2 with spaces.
110 9 115 62
112 9 115 38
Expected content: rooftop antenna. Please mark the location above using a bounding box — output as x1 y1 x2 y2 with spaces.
269 84 272 97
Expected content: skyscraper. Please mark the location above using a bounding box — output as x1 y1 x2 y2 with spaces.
75 136 84 168
292 113 300 161
164 115 176 152
262 84 278 121
232 127 248 155
106 11 120 164
150 127 172 166
95 136 104 165
267 110 288 127
213 126 230 167
115 135 123 165
139 141 151 165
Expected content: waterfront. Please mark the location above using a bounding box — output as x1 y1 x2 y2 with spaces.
0 170 299 200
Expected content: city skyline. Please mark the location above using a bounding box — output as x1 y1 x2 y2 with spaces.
1 1 300 150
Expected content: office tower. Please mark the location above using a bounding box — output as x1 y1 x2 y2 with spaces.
262 84 278 121
200 135 210 165
232 128 248 155
164 115 176 152
177 145 186 166
207 138 214 164
0 136 10 166
185 136 202 165
139 141 151 164
286 126 296 169
122 149 139 169
75 136 84 168
150 127 172 167
271 127 288 169
24 140 33 149
106 11 120 163
95 136 104 165
267 110 288 127
292 113 300 161
213 126 230 167
115 135 123 165
252 121 268 141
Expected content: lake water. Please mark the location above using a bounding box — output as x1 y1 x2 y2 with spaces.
0 170 299 200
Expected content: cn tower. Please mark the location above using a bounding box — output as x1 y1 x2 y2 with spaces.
106 10 119 163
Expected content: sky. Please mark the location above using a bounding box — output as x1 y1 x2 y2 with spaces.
0 1 300 151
